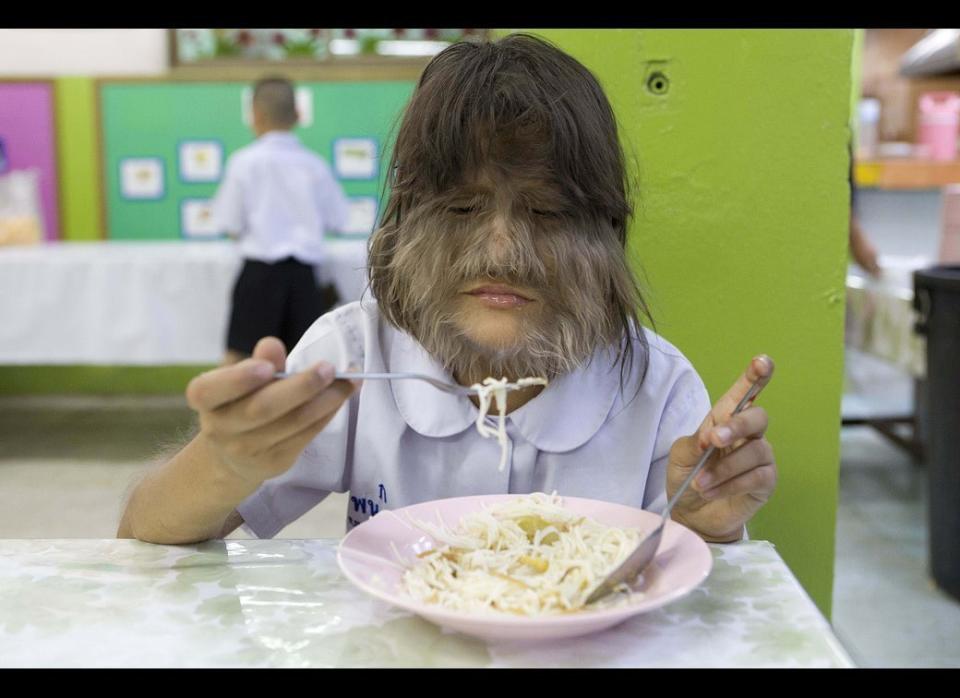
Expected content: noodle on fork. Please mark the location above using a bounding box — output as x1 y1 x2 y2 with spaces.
470 377 548 472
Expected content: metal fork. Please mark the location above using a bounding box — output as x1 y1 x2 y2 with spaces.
585 378 763 605
273 371 480 396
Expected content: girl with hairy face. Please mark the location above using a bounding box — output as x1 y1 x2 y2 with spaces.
373 162 640 387
120 34 778 550
369 42 649 393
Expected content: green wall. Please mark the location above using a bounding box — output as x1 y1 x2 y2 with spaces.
54 77 102 241
531 29 852 618
0 365 209 395
851 29 865 134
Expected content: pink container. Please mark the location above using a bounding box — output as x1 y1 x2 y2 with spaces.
917 92 960 161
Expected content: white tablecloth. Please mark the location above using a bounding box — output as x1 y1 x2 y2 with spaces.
0 539 854 668
0 239 369 365
845 255 928 378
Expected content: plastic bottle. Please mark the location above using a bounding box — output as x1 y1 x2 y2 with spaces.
917 92 960 161
858 98 881 158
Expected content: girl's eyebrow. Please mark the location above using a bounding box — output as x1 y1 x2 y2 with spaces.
443 187 490 203
445 171 568 205
515 184 568 206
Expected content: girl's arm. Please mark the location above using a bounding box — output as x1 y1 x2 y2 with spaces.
117 435 258 544
117 337 356 544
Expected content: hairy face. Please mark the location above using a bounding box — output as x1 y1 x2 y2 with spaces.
369 35 651 387
374 166 636 384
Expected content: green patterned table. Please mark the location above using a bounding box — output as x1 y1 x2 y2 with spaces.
0 539 854 667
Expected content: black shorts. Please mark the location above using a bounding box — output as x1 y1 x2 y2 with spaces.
226 257 339 356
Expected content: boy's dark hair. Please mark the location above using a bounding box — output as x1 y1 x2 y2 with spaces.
369 33 653 388
253 76 298 129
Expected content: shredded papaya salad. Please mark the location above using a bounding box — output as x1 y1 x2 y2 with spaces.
399 493 644 615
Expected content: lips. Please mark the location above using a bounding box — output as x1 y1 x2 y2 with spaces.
465 284 535 309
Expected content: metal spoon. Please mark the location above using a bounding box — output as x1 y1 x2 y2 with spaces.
585 378 763 605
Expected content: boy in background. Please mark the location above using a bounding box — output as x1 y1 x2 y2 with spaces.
212 76 350 365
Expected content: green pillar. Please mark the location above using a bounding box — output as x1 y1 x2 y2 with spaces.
520 29 853 618
54 77 103 241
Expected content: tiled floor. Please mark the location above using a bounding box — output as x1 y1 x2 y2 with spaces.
832 426 960 667
1 395 958 666
0 396 349 540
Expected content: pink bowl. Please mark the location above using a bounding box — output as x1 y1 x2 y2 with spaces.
337 494 713 642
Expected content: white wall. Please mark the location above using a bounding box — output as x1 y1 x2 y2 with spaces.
856 189 943 260
0 30 168 76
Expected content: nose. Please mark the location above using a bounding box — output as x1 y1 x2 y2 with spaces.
488 215 514 264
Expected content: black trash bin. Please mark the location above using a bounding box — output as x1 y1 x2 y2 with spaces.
914 265 960 602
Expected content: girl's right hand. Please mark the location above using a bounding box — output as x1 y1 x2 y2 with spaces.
185 336 358 487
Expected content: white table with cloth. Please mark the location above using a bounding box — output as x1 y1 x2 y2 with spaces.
0 239 369 365
843 256 929 456
845 256 928 383
0 538 854 668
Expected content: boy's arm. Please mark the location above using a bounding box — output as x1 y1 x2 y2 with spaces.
850 215 881 277
118 337 356 544
318 164 351 234
211 157 246 239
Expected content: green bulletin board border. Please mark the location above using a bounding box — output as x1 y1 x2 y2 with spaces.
97 78 417 241
92 63 427 242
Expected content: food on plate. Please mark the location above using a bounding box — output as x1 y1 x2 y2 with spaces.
400 493 644 615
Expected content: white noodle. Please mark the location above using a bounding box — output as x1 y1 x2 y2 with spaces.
470 376 549 472
401 492 644 615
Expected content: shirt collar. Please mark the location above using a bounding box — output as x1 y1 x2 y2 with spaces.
258 130 299 145
387 326 476 439
386 324 623 453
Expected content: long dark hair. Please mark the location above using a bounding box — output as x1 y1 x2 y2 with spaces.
369 33 653 388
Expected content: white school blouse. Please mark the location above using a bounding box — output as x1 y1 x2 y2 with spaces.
237 300 714 536
210 131 349 265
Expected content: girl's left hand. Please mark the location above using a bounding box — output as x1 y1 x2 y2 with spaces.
666 356 777 543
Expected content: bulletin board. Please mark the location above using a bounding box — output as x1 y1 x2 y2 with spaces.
0 81 61 240
99 80 416 240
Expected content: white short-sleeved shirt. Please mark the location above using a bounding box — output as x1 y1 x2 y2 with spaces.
237 300 713 537
210 131 349 265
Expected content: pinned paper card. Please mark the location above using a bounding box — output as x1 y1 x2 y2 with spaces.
120 158 164 200
334 138 378 180
178 141 223 183
340 196 378 235
241 87 314 127
180 199 221 239
296 88 313 127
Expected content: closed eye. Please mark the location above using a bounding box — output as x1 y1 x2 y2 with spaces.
532 209 561 218
449 206 477 215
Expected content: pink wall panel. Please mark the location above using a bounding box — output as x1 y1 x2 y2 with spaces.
0 82 60 240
